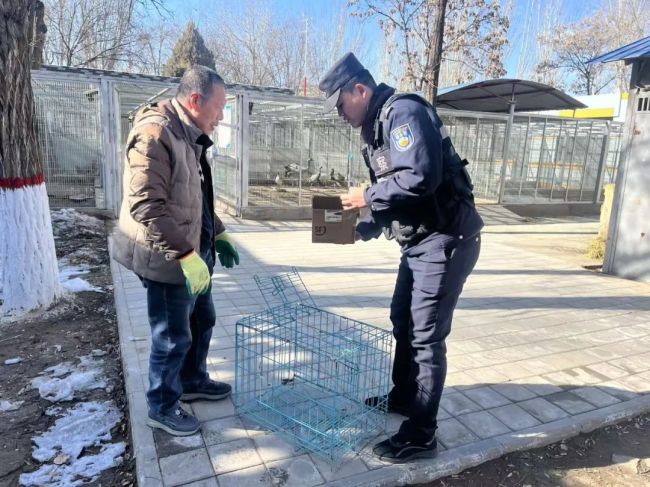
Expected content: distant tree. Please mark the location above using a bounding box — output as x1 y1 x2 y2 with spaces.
307 7 371 96
203 3 369 95
163 20 215 77
519 0 563 86
351 0 510 102
129 20 181 75
204 9 278 87
440 0 510 86
43 0 138 69
599 0 650 92
533 0 649 94
534 16 616 95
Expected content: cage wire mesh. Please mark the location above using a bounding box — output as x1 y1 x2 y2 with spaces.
30 67 625 212
236 270 393 463
253 267 316 308
32 77 103 208
247 99 366 208
210 96 240 207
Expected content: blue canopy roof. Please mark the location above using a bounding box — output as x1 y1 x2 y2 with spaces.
587 36 650 64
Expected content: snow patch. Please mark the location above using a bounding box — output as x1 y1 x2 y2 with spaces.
45 406 63 416
19 443 124 487
4 356 23 365
58 263 102 293
31 355 107 402
0 400 24 412
43 361 75 378
30 401 122 462
60 277 103 293
58 264 89 280
20 401 124 487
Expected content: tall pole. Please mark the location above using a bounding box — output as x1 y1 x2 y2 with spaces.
303 16 308 97
498 86 517 204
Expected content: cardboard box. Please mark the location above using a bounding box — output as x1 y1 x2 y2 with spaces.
312 196 359 244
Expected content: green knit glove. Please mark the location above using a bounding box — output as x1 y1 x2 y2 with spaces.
179 251 211 295
215 231 240 269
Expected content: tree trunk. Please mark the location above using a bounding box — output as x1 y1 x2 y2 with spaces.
31 0 46 68
425 0 448 104
0 0 61 317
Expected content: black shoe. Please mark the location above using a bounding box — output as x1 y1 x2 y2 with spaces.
364 394 409 416
146 407 200 436
372 435 437 464
181 380 232 402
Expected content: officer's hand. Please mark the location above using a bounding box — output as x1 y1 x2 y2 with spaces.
179 251 211 295
341 187 367 210
215 231 240 269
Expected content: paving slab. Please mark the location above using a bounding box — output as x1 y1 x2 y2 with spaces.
109 211 650 486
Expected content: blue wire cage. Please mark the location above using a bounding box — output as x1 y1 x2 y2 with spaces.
235 270 393 462
252 266 316 308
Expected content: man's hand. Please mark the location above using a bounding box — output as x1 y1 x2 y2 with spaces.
179 251 211 295
215 231 240 269
341 187 367 210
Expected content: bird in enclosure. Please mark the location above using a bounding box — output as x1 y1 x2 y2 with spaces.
329 168 342 187
335 171 347 186
284 163 300 178
274 173 287 192
309 166 323 186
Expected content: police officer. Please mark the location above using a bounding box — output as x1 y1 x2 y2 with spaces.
319 53 483 463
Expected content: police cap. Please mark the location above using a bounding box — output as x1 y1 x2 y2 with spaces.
318 52 368 113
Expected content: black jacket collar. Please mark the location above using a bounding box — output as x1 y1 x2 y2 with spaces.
361 83 395 145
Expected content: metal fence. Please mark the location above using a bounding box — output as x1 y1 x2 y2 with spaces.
32 76 104 208
439 113 623 203
244 97 366 209
31 67 624 215
238 96 624 211
31 68 178 211
498 116 623 203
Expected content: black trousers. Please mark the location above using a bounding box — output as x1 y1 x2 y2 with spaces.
390 233 481 441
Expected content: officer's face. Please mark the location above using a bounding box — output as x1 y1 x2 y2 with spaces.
336 84 372 128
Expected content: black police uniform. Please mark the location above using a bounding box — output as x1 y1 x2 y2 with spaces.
319 53 483 456
357 82 483 445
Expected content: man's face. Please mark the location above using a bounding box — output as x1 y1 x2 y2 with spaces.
336 84 371 128
187 84 227 135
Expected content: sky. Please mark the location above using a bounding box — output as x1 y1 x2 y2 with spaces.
157 0 610 81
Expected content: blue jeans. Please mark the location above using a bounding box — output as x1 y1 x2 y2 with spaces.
142 278 216 416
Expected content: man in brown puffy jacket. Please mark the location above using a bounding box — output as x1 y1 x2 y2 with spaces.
112 65 239 436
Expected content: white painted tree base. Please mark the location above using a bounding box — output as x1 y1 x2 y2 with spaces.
0 183 62 317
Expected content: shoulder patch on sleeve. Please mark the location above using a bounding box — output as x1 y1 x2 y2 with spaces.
390 123 415 152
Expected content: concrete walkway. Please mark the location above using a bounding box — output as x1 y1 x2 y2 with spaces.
110 208 650 487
